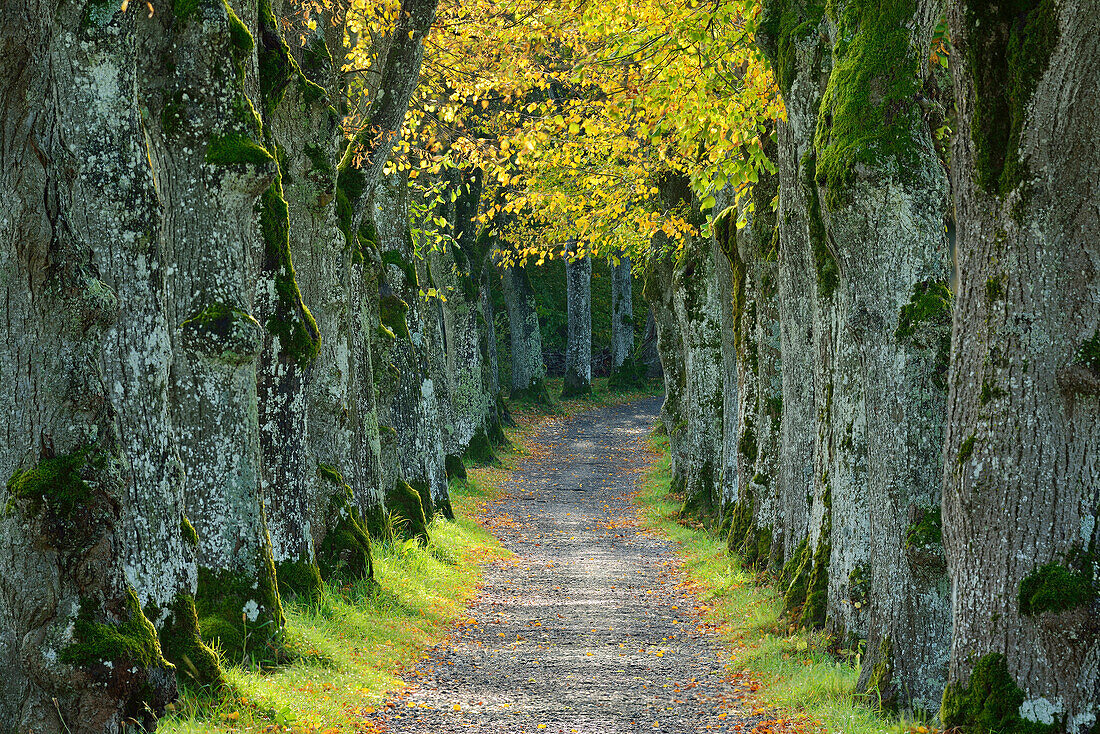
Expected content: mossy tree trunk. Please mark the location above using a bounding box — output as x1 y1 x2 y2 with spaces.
813 0 952 712
940 1 1100 729
0 2 183 727
756 0 825 564
145 0 286 670
719 157 785 577
562 242 593 398
500 262 549 401
712 193 741 523
372 170 452 522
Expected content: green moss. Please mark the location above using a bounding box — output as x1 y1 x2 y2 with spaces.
848 563 870 604
813 0 924 210
462 427 496 468
257 0 294 115
781 536 812 614
171 0 199 21
181 516 199 547
895 279 952 389
608 355 649 391
726 490 755 560
259 181 322 367
1073 332 1100 374
765 395 783 432
561 370 592 398
180 302 263 364
62 587 164 669
1018 560 1096 617
379 295 410 341
985 274 1006 303
225 0 253 57
6 449 93 521
386 480 430 543
195 559 286 667
739 419 758 466
905 507 942 549
941 652 1056 733
980 377 1006 405
801 486 831 629
275 559 323 602
315 466 373 581
801 152 839 298
206 133 274 167
510 378 553 406
759 0 825 97
958 432 977 465
863 636 894 711
445 454 468 480
964 0 1059 197
382 250 418 287
81 0 118 29
157 592 226 689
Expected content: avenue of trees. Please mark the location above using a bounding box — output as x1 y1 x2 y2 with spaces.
0 0 1097 732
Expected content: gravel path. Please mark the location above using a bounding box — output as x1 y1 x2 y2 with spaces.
370 398 753 733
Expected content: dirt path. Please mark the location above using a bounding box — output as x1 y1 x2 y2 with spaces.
369 398 751 733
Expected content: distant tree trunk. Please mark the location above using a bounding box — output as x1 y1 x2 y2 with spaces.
610 252 635 375
813 0 952 711
563 242 593 398
0 3 183 727
500 262 549 402
713 200 740 522
482 262 502 400
940 1 1100 730
145 0 286 669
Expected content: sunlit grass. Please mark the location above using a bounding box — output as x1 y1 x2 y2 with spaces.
161 470 511 734
635 433 934 734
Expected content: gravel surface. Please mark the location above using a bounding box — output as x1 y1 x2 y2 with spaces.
369 398 753 733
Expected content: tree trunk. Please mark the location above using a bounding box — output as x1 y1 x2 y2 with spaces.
721 154 786 579
713 197 740 523
643 248 688 492
500 262 549 402
562 243 593 398
610 252 635 376
940 1 1100 730
145 0 286 668
814 0 952 711
372 171 452 526
0 3 183 727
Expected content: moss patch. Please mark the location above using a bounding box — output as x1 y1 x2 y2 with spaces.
196 560 286 667
276 559 324 603
1074 332 1100 374
386 480 430 543
863 636 895 711
781 536 812 614
382 250 418 288
813 0 923 210
445 454 468 479
1018 559 1096 617
206 133 274 167
895 279 952 389
941 652 1055 733
759 0 825 97
62 587 165 669
158 592 226 690
315 465 374 581
963 0 1059 197
379 295 411 341
6 449 93 523
904 507 942 549
801 152 839 298
181 515 199 547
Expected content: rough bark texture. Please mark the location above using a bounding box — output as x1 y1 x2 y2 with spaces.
145 0 286 669
562 244 593 398
372 171 451 524
0 3 180 728
941 1 1100 730
712 193 740 523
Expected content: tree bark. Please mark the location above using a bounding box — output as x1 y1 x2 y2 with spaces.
814 0 952 711
144 0 286 667
0 3 183 728
562 242 593 398
940 1 1100 729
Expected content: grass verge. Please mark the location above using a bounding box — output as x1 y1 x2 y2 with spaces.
635 433 934 734
161 472 511 734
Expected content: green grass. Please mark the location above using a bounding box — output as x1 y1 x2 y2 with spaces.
160 472 511 734
635 433 933 734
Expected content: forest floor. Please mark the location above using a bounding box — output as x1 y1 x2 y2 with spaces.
362 396 761 733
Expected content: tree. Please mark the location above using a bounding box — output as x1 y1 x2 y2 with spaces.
562 241 593 398
940 1 1100 730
